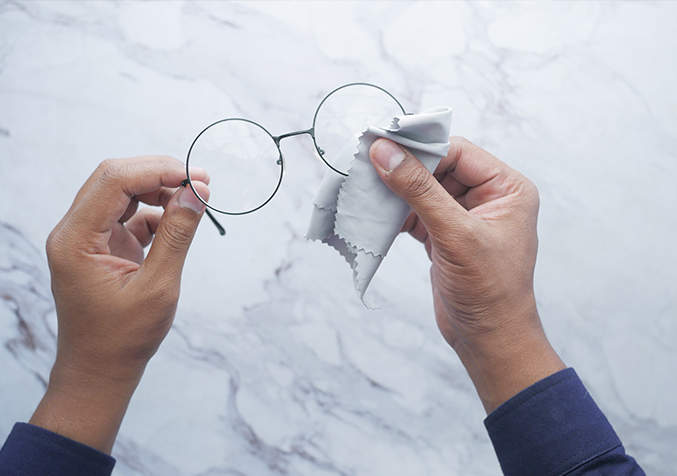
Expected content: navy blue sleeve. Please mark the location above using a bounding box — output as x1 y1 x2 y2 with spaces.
0 422 115 476
484 368 645 476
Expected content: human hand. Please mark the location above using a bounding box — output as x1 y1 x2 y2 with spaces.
370 137 565 413
30 156 210 452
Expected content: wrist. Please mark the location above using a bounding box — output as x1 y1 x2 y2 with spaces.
29 357 145 453
453 310 565 414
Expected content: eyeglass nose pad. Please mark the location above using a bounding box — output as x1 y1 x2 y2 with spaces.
277 147 288 168
313 147 324 163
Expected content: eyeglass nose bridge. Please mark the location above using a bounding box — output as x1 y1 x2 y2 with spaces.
274 127 315 144
273 127 347 177
272 128 314 166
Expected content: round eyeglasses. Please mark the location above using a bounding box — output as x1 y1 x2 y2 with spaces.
183 83 406 223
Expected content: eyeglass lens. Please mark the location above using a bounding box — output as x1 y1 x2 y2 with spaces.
186 119 283 215
313 84 404 174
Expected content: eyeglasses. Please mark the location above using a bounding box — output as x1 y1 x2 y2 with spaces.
181 83 406 235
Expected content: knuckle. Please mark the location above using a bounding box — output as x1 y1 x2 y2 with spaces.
45 227 74 272
515 176 540 211
449 135 473 148
400 166 437 200
96 158 115 172
154 155 177 166
94 158 122 179
525 178 540 203
160 218 195 249
45 229 60 260
98 162 127 185
147 155 180 174
448 136 475 156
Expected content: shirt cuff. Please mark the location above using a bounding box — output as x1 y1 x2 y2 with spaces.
484 368 622 476
0 422 115 476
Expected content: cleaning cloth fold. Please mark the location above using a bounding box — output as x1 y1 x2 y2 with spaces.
306 107 452 306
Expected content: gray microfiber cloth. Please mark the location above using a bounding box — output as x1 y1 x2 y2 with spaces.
306 107 452 307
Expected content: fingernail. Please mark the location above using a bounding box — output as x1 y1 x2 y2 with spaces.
178 184 205 213
374 139 406 171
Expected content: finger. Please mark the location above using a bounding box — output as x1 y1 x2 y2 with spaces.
369 138 475 246
67 157 181 216
437 174 470 209
435 137 527 211
123 208 163 248
401 211 429 245
400 210 417 234
423 235 433 260
117 186 179 225
138 182 209 289
51 158 150 236
134 168 210 210
67 160 208 248
435 137 505 189
135 186 179 210
60 157 208 229
119 199 140 224
116 186 177 224
109 222 145 264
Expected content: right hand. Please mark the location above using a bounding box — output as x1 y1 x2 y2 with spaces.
369 137 565 413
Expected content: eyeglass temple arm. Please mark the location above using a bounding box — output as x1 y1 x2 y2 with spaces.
181 179 226 236
205 209 226 236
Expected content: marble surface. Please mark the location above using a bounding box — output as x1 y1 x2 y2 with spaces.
1 1 676 474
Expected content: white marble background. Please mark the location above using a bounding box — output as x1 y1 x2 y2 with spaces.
1 1 676 475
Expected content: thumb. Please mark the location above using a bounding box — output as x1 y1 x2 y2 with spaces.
140 181 209 284
369 138 472 246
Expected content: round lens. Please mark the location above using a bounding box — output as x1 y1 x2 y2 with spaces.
313 84 405 175
186 119 283 215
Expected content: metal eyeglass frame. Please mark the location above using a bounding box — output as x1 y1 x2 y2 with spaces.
181 82 406 235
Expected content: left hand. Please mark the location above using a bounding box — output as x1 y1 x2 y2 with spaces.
30 155 210 453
